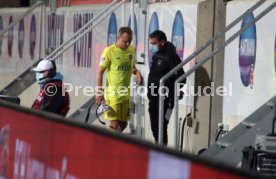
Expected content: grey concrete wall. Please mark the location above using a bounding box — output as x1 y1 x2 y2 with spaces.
193 0 214 154
192 0 226 153
209 0 225 146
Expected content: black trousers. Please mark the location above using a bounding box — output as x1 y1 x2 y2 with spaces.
148 96 170 145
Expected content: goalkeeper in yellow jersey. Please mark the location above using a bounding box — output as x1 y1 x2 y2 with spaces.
96 27 143 132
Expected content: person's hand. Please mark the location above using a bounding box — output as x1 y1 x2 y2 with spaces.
136 71 143 85
96 94 104 105
96 87 104 105
178 91 184 100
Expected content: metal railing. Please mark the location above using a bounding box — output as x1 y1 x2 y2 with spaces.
172 1 276 148
45 0 125 61
0 0 126 96
0 1 46 96
39 1 47 59
157 0 272 146
0 1 45 37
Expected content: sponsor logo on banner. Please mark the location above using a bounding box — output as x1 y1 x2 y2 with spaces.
0 107 247 178
73 13 93 67
171 10 184 61
0 16 2 57
29 15 36 60
148 11 159 68
13 139 78 179
239 12 256 88
107 12 117 46
18 19 24 59
8 16 13 57
128 13 138 50
47 13 65 64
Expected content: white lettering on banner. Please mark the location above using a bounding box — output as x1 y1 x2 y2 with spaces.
13 139 79 179
240 39 255 56
172 36 183 50
26 159 44 179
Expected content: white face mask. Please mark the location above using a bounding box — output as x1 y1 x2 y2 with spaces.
36 72 45 84
151 44 159 53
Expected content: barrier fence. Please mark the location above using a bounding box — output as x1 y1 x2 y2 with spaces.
0 99 256 178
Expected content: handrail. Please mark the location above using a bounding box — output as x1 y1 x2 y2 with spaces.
0 0 125 96
172 2 276 148
39 2 47 59
0 1 44 37
44 0 122 61
157 0 267 145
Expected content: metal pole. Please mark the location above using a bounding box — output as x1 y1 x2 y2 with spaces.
173 1 276 148
43 3 47 57
130 0 136 134
142 0 148 64
122 0 125 26
49 0 57 14
157 0 266 145
273 100 276 135
38 3 47 59
131 0 135 41
38 3 43 59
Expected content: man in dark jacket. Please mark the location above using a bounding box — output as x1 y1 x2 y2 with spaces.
147 30 185 145
32 59 70 117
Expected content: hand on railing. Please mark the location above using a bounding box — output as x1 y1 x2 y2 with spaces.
178 91 184 100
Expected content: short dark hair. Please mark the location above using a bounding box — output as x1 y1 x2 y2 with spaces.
149 30 167 42
118 26 133 37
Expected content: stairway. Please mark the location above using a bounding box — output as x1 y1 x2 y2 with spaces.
201 95 276 166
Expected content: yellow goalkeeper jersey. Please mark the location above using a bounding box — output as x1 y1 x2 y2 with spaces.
100 44 135 103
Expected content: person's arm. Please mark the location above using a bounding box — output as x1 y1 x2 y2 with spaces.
133 65 143 85
41 84 62 112
96 67 106 105
97 47 110 104
173 54 186 86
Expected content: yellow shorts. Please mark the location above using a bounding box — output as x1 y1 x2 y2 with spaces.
104 100 130 121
